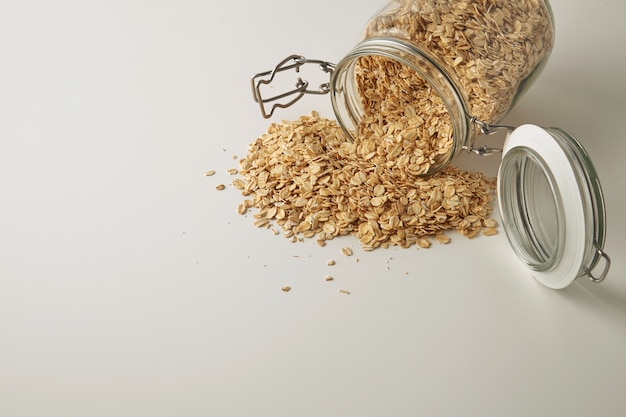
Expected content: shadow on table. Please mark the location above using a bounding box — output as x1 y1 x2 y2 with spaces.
557 277 626 325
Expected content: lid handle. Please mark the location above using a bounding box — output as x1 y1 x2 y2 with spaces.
585 242 611 283
251 55 335 118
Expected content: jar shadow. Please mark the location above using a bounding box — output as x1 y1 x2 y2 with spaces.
558 278 626 323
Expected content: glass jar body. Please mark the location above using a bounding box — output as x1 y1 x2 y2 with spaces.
330 0 555 174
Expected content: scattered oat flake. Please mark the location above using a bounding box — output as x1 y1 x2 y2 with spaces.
417 238 431 249
483 227 499 236
324 276 334 282
215 184 225 191
281 286 291 292
338 289 350 295
341 247 353 256
227 168 238 175
232 178 245 189
435 234 451 244
484 218 498 228
327 260 336 266
253 218 269 228
204 170 216 177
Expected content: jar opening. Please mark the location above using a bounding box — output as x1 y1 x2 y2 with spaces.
330 38 470 176
498 147 564 272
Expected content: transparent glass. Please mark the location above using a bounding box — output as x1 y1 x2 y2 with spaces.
498 147 565 272
330 0 555 175
497 126 609 288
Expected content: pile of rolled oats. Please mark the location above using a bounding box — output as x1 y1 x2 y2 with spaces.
236 112 496 251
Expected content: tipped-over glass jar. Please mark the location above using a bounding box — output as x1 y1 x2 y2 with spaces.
330 0 555 175
254 0 555 176
251 0 610 289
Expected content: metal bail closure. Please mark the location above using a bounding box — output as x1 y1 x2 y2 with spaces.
463 117 513 156
585 243 611 283
251 55 335 118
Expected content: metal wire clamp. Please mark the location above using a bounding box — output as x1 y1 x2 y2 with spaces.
463 117 514 156
251 55 335 119
585 243 611 283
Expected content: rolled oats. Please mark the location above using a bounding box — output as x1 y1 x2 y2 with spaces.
435 234 451 245
362 0 554 125
354 56 454 176
237 112 497 250
328 0 556 177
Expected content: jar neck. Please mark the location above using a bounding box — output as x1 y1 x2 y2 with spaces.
330 37 474 173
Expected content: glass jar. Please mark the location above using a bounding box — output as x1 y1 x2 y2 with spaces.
330 0 555 175
250 0 610 288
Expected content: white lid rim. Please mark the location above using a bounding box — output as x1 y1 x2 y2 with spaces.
498 124 608 289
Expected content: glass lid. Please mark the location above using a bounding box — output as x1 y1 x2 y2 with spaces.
497 124 610 289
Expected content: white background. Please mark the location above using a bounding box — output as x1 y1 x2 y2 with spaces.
1 1 625 416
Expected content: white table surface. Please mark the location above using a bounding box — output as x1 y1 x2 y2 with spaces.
1 1 625 416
